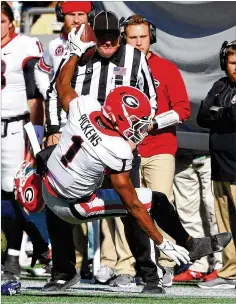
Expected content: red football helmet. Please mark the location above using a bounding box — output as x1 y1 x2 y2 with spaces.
14 161 45 213
102 86 152 144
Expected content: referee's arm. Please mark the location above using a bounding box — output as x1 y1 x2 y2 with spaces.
138 54 158 116
45 56 69 135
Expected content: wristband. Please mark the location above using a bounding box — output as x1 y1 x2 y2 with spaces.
33 125 44 144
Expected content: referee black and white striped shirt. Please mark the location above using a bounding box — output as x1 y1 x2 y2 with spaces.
45 43 157 134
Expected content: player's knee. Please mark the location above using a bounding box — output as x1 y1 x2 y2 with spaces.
1 178 14 193
150 191 176 218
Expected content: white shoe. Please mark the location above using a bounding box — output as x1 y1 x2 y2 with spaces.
94 265 115 284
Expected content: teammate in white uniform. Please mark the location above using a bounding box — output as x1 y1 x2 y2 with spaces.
1 2 49 280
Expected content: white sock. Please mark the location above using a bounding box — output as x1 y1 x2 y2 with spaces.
7 249 20 256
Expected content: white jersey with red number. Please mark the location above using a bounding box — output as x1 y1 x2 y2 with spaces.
1 34 43 118
47 95 133 200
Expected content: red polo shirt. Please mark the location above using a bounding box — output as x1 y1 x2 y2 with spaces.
139 52 190 157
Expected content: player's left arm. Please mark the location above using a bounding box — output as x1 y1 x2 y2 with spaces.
110 170 163 246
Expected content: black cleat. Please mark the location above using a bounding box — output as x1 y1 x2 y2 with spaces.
186 232 232 261
42 272 80 292
142 279 165 294
2 255 21 280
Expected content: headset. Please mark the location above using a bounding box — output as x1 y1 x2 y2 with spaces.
119 15 157 45
55 1 96 25
219 40 236 71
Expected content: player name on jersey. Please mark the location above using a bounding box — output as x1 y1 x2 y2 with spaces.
79 114 102 147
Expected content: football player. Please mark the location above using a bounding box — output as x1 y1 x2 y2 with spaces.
38 25 232 291
1 1 50 280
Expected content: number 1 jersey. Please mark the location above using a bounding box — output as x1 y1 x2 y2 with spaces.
47 95 133 200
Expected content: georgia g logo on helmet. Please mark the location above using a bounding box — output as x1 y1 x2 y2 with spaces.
24 187 34 203
122 95 139 108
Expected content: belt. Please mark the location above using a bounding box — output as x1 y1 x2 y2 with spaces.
2 113 29 123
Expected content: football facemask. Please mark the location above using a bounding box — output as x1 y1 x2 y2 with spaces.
14 161 44 213
102 86 152 145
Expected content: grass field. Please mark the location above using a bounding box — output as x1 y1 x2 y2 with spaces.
1 276 235 304
2 295 236 304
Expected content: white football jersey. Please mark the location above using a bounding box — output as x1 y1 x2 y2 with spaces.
35 35 68 98
47 95 133 200
34 35 68 128
1 34 43 118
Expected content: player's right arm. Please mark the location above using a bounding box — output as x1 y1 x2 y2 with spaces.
56 55 78 112
56 25 96 112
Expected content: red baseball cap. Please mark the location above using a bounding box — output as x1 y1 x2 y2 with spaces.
61 1 92 14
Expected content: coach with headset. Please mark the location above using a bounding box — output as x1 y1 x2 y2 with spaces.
197 40 236 289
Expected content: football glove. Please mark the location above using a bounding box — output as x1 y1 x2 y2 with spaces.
157 238 190 266
68 24 96 58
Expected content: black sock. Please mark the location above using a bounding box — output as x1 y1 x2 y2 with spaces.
150 191 189 246
1 217 23 250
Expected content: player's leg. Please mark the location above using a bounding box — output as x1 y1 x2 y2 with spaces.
42 206 79 291
43 181 232 262
1 193 23 280
13 204 50 267
150 191 232 260
1 123 26 280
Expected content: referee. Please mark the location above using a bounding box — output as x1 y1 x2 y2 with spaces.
43 11 158 292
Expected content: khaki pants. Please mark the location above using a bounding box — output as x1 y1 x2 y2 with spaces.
140 154 176 268
73 223 88 271
100 218 135 276
214 182 236 279
174 157 222 272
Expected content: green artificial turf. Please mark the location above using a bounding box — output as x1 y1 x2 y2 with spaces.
2 295 235 304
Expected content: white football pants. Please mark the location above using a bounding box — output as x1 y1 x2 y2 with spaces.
1 120 26 192
42 182 152 225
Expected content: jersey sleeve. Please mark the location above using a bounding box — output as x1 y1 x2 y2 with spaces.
37 46 53 74
24 36 44 59
34 46 53 100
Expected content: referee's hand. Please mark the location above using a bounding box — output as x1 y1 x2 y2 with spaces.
68 25 96 58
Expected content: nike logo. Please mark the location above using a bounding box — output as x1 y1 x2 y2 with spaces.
3 52 11 55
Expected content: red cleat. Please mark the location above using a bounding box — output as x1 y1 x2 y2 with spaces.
173 269 205 282
202 270 218 282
